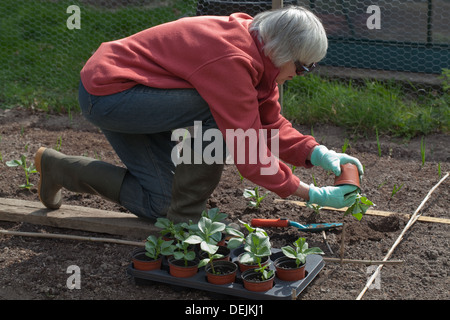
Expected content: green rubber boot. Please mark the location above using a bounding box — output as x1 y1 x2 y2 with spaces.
166 149 224 224
35 147 127 209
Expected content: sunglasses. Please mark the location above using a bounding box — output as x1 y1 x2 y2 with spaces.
294 61 316 75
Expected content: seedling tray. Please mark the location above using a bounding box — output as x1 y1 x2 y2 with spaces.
126 247 324 300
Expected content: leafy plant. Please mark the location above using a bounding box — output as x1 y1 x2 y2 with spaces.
341 138 350 153
240 231 274 280
155 217 185 240
6 154 38 189
144 235 174 260
243 186 269 209
281 237 324 268
344 193 374 221
184 216 226 274
172 231 196 267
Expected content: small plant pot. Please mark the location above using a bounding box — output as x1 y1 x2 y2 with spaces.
334 163 360 189
168 257 199 278
198 246 231 262
241 268 275 292
237 253 269 272
205 261 237 285
131 249 162 271
274 256 305 281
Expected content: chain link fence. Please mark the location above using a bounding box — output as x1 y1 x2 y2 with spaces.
0 0 448 113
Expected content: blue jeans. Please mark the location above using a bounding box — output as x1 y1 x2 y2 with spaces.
78 81 219 220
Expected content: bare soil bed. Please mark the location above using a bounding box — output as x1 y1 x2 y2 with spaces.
0 107 448 301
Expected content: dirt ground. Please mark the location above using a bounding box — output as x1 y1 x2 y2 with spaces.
0 107 448 301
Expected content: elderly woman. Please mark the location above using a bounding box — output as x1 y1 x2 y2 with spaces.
35 6 363 223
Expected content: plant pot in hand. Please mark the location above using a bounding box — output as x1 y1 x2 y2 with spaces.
241 268 275 292
334 163 360 190
204 260 237 285
274 256 305 281
132 249 163 271
168 256 199 278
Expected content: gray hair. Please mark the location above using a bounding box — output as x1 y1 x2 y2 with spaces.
249 6 328 67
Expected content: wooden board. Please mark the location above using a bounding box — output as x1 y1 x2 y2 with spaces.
274 199 450 225
0 198 160 239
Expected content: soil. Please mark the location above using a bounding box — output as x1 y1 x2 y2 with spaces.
0 107 449 301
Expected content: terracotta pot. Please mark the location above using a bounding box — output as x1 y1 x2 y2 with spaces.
168 257 199 278
237 253 269 272
132 250 162 271
198 246 230 262
334 163 360 189
204 261 237 285
274 256 305 281
241 269 275 292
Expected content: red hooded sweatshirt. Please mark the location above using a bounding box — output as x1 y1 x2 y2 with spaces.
80 13 318 198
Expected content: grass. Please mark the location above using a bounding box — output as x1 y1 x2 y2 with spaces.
0 0 448 139
0 0 197 112
284 73 449 139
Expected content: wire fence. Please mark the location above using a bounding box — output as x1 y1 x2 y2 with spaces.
0 0 448 112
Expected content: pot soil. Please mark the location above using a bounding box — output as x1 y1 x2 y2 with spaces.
334 163 360 189
198 246 230 262
241 269 275 292
274 256 306 281
237 254 269 272
132 249 162 271
168 257 199 278
204 261 237 285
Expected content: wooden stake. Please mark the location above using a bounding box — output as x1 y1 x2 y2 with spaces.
0 229 145 247
356 172 449 300
323 257 403 265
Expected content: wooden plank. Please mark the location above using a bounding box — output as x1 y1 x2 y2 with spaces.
274 199 450 225
0 198 160 239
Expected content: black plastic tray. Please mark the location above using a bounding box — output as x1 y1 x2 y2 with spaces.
126 247 324 300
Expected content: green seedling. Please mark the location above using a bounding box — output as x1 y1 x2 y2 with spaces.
240 231 274 280
144 235 174 260
185 216 226 274
55 136 62 152
420 136 426 167
281 237 324 268
341 138 350 153
6 154 38 190
155 217 185 240
344 193 374 221
172 231 196 267
391 183 404 199
376 128 381 157
243 186 268 209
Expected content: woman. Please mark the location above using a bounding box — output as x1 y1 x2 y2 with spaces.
35 6 363 223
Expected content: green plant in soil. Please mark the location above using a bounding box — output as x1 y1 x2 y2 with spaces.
239 227 274 281
6 154 38 190
243 186 269 209
172 231 196 267
144 235 174 260
155 217 185 240
281 237 324 268
344 192 375 221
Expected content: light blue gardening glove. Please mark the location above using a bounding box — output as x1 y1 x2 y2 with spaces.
310 145 364 176
308 184 359 208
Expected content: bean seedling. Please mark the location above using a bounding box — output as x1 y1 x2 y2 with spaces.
344 193 374 221
281 237 324 268
6 154 38 190
243 186 268 209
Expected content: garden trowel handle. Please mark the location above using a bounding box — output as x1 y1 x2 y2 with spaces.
251 218 289 228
